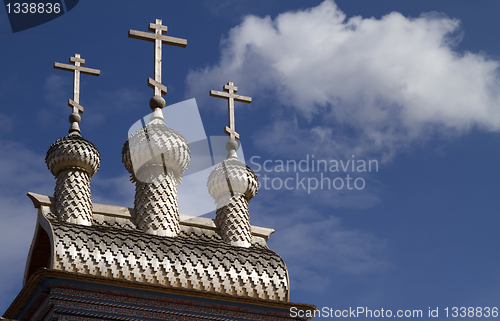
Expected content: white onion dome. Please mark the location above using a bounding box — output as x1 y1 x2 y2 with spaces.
207 158 259 203
122 119 190 183
45 133 101 177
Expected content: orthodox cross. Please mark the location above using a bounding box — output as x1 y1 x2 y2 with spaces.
54 53 100 133
210 82 252 140
129 19 187 97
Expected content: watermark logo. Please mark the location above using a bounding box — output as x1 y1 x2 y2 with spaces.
127 98 247 218
250 154 378 194
127 99 378 216
4 0 79 33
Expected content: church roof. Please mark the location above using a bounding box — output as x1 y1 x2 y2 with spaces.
10 21 300 317
25 192 289 302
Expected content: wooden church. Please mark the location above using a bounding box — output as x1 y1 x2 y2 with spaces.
2 19 316 320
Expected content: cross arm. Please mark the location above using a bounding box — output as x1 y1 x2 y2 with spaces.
70 55 85 65
68 99 84 113
53 62 74 71
225 126 240 140
79 66 100 76
149 22 167 33
128 29 154 41
128 30 187 48
53 63 100 76
148 78 167 95
210 90 252 103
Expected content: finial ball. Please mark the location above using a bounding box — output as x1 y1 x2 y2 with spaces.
149 95 166 110
226 138 238 152
69 112 81 124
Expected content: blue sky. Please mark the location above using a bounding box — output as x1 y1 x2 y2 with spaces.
2 0 500 318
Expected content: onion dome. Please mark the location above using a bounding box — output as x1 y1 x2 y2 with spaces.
122 96 190 183
207 157 259 206
207 140 258 247
46 133 101 178
207 136 259 247
122 119 190 183
208 139 258 203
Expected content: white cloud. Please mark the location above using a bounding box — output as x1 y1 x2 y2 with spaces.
44 74 70 106
0 114 13 133
252 199 388 293
91 174 135 208
178 166 220 218
40 74 71 127
187 0 500 160
0 138 54 313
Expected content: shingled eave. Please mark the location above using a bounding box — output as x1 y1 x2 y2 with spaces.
27 192 275 241
4 269 317 320
24 192 289 302
23 206 55 287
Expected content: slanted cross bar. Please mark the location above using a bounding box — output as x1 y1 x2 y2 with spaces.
210 82 252 140
54 54 100 133
129 19 187 97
